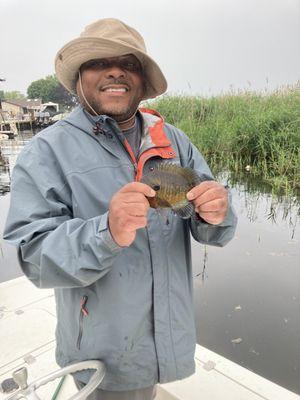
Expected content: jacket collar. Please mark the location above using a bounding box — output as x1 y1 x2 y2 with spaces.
63 106 171 148
63 105 119 138
63 105 177 181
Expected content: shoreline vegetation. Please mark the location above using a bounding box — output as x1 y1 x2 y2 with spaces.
147 84 300 202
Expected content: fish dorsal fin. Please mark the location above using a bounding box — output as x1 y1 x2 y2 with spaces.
172 201 194 219
182 166 203 186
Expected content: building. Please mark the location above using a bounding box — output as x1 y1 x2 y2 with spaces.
1 101 24 119
0 99 42 119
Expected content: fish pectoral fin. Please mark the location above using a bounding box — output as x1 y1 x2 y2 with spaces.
172 201 194 219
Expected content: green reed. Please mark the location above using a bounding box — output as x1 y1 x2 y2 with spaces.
146 84 300 199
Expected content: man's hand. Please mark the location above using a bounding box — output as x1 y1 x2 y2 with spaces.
186 181 228 225
108 182 156 247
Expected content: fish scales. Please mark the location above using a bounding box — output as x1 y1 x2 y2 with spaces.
141 162 202 219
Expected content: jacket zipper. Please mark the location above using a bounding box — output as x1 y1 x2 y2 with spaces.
120 142 138 177
77 295 89 350
106 121 138 175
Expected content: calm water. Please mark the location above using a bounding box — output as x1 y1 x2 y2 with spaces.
0 134 299 395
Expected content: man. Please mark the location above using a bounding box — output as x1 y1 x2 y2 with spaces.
4 18 237 400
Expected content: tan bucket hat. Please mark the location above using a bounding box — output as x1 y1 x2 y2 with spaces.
55 18 167 100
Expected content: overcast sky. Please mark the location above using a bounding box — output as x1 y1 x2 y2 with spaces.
0 0 299 97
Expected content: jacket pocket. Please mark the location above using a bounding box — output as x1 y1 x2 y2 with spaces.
77 295 89 350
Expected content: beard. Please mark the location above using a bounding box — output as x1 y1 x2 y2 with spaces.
85 95 140 122
77 76 146 122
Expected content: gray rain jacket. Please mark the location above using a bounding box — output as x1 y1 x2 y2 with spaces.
4 106 237 390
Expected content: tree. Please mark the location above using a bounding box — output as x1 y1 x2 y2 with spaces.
27 75 77 108
2 91 26 100
51 83 78 109
27 75 58 102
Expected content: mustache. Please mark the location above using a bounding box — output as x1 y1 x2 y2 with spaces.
99 79 130 90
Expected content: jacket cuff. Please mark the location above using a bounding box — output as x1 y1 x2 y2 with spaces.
96 212 124 253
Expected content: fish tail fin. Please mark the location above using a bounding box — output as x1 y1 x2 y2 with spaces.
172 201 194 219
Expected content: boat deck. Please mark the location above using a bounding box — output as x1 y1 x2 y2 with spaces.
0 277 299 400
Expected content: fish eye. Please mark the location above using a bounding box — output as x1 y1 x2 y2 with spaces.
153 184 160 191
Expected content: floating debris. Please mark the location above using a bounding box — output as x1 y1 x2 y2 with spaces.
231 338 243 344
288 240 298 244
249 347 260 356
235 305 242 311
268 252 288 257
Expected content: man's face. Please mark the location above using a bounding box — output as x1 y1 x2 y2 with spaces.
76 54 145 121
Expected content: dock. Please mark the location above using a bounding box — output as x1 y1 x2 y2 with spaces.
0 119 35 134
0 276 299 400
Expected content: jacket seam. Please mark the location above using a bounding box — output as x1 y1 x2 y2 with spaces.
64 163 133 178
166 248 178 378
157 217 178 377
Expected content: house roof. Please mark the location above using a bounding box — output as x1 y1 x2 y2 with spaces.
1 100 23 109
2 99 42 108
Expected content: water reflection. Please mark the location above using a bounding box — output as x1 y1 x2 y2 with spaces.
0 133 33 195
235 186 299 238
195 245 208 282
0 158 10 195
214 170 300 229
193 186 299 282
228 169 300 201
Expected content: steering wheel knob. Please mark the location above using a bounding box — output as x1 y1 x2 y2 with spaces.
12 367 28 390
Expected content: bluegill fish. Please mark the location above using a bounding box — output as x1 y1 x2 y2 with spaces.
141 162 202 219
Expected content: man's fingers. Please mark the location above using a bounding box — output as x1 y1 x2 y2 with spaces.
120 193 152 205
194 191 227 209
186 181 229 225
186 181 217 200
196 198 227 213
196 211 224 225
109 182 154 247
119 182 156 197
187 183 227 206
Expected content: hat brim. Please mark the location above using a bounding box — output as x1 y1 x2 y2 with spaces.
55 37 167 100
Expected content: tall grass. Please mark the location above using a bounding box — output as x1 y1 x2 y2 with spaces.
147 84 300 198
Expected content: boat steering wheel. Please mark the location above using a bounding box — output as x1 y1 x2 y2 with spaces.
5 360 105 400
